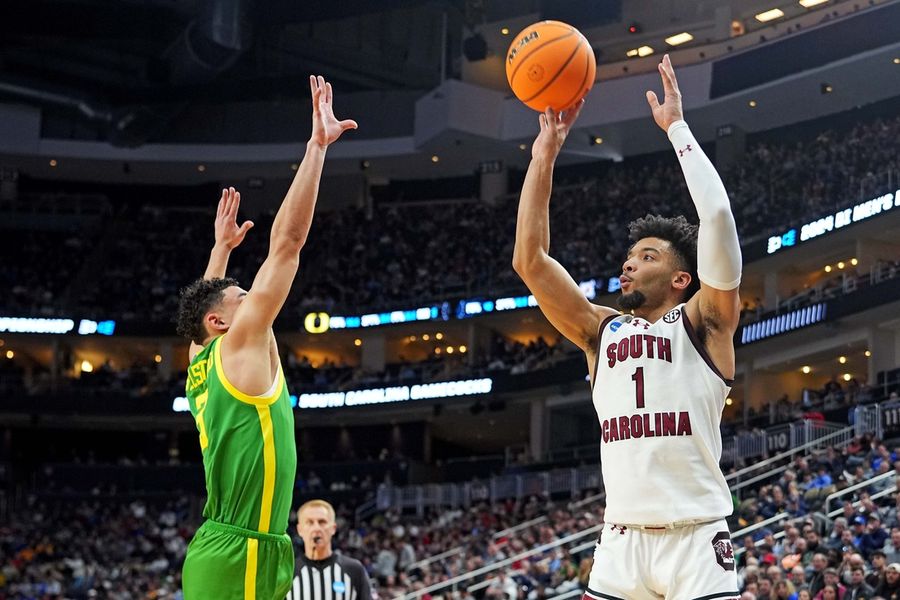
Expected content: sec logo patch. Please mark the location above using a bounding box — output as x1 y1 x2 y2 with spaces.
663 308 681 323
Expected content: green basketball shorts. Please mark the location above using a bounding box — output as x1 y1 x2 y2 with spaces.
183 520 294 600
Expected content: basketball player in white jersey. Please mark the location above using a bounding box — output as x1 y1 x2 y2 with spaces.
513 54 741 600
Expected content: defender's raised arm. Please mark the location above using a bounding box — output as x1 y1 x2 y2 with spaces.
227 76 357 349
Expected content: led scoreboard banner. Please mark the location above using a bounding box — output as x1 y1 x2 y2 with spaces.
766 190 899 255
304 277 620 333
0 317 116 335
173 377 494 412
304 190 900 334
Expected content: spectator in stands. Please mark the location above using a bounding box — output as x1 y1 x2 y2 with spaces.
816 583 841 599
844 566 874 599
880 494 900 530
874 562 900 599
815 569 845 599
851 517 870 548
885 529 900 564
828 518 850 550
373 539 398 583
759 576 774 599
866 551 887 588
773 579 794 599
808 465 834 493
789 565 809 594
808 553 829 596
860 515 889 558
485 571 518 600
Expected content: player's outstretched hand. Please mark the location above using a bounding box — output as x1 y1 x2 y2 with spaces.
646 54 684 132
532 99 585 162
215 187 254 250
309 75 358 149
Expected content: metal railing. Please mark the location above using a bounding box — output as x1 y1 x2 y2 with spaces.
735 470 900 558
405 545 466 575
380 420 851 517
378 464 602 516
731 511 797 541
404 489 608 575
400 524 603 599
827 485 897 519
824 469 897 513
392 420 860 586
726 424 852 482
733 514 812 558
405 492 609 575
547 588 585 600
727 425 856 499
854 400 900 440
491 515 547 540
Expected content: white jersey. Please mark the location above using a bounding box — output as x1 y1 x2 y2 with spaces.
592 304 733 526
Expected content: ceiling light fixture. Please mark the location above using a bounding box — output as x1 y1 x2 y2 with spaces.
755 8 785 22
665 32 694 46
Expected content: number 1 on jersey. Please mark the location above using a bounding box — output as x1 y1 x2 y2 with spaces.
632 367 645 409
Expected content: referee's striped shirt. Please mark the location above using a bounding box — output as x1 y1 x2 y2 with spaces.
285 553 372 600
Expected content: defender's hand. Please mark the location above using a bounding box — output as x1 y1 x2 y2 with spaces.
215 187 254 250
309 75 358 149
646 54 684 132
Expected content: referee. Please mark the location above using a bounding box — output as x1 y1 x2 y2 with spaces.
285 500 372 600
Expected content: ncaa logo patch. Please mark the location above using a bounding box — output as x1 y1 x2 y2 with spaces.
663 308 681 324
609 321 622 332
333 581 347 593
711 532 735 571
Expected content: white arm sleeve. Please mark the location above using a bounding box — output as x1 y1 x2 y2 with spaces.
668 120 742 291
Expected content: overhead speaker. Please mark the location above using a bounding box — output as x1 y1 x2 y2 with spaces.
463 34 488 61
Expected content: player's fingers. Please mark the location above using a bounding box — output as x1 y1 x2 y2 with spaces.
232 191 241 215
664 55 681 93
226 187 236 215
544 107 555 128
309 75 317 99
658 62 673 94
325 81 333 105
562 98 584 127
339 119 358 131
239 221 254 234
646 90 660 110
218 189 226 215
317 76 326 102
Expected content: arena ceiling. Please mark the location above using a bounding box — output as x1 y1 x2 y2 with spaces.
1 0 824 147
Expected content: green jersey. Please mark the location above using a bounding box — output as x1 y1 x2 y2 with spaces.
186 335 297 535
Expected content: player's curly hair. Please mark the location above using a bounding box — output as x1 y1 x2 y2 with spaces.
628 214 700 301
175 277 239 345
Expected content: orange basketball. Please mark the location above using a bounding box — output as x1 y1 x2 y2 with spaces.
505 21 597 112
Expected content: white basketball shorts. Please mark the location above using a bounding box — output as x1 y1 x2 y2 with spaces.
583 519 740 600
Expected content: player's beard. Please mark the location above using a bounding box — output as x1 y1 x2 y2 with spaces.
618 290 647 311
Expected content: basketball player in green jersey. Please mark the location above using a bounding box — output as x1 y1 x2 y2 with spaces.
175 75 357 600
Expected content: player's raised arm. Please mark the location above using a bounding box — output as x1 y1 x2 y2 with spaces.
512 101 615 354
227 76 357 347
188 187 255 360
647 55 742 364
203 187 254 281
